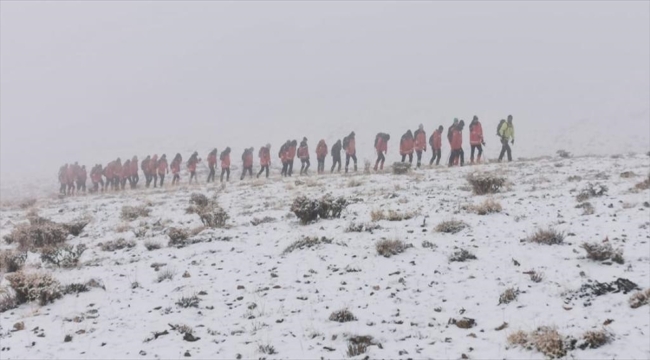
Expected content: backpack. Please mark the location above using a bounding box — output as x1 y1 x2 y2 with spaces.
342 136 349 149
496 122 505 136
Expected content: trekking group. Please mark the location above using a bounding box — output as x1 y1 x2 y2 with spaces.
57 116 515 195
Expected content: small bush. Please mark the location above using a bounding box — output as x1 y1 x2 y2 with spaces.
435 220 468 234
176 294 201 308
620 171 636 178
120 205 151 221
525 270 544 283
346 222 380 233
467 173 506 195
392 162 411 175
100 238 135 251
6 271 62 306
144 240 162 251
576 183 608 202
329 308 357 323
579 330 612 349
251 217 276 226
466 198 502 215
499 288 520 305
18 198 37 209
567 175 582 182
196 203 229 228
576 202 595 215
5 220 68 251
376 239 411 258
581 241 624 264
156 268 176 283
527 228 564 245
189 193 209 208
449 248 477 262
347 335 377 357
0 250 27 273
62 283 89 295
167 227 189 247
556 150 572 159
282 236 332 255
530 327 568 358
635 175 650 190
629 289 650 309
258 344 277 355
449 317 476 329
291 196 347 224
40 244 87 268
63 218 91 236
507 330 529 346
0 286 17 313
370 209 416 222
319 195 348 219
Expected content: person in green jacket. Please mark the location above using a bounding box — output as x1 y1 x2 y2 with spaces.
498 115 515 162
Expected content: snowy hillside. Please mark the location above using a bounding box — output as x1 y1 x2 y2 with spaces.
1 155 649 359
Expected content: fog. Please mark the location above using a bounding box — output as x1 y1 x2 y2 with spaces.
1 1 649 197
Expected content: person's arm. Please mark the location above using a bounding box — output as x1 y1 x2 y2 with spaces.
511 127 515 144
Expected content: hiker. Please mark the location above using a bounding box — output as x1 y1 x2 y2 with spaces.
171 153 182 185
449 120 465 167
130 156 139 188
279 140 290 177
187 151 200 184
67 163 79 194
141 155 151 187
344 131 357 173
90 164 104 192
58 164 68 195
429 126 443 166
298 138 310 175
315 140 328 174
76 165 87 193
331 139 342 173
103 161 114 191
400 130 415 164
414 124 427 168
113 159 123 190
498 115 515 162
220 147 231 182
157 154 169 186
447 118 459 146
240 147 254 180
150 155 159 188
374 133 389 171
496 119 506 137
122 159 131 190
469 116 485 164
287 140 297 176
257 144 271 178
207 149 217 183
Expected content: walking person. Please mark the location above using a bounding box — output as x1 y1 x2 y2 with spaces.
150 155 159 188
374 132 389 171
429 126 443 166
207 149 217 183
187 152 200 184
130 156 139 188
331 139 342 173
498 115 515 162
141 155 151 187
287 140 297 176
157 154 169 186
279 140 290 177
315 140 328 174
448 120 465 167
171 153 182 185
298 138 310 175
220 147 231 182
400 130 414 164
257 144 271 179
240 148 254 180
344 132 357 173
469 116 485 164
414 124 427 168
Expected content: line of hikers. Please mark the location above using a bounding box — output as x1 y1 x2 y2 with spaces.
57 117 515 194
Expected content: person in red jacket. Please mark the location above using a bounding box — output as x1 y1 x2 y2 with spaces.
469 116 485 164
286 140 297 176
171 153 182 185
150 155 159 188
112 159 123 190
130 156 139 188
141 155 151 187
155 154 168 186
90 164 103 193
207 149 217 183
429 126 444 166
279 140 290 177
240 147 254 180
122 159 131 190
76 165 87 193
315 140 328 174
298 138 310 175
414 124 427 168
257 144 271 179
186 151 200 184
374 133 389 171
67 162 79 195
58 164 68 195
400 130 415 164
103 161 114 190
220 147 231 182
448 120 465 167
447 118 458 146
344 131 357 173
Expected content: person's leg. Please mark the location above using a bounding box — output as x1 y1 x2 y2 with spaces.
265 165 269 178
304 159 310 174
416 150 422 167
352 155 357 171
226 168 230 181
289 160 294 176
240 167 246 180
158 174 164 186
408 153 413 164
300 160 305 175
470 145 476 163
477 145 483 163
401 154 406 162
380 153 385 170
507 143 512 162
436 149 442 165
257 167 264 178
134 174 139 187
459 148 465 166
345 154 350 173
153 174 158 188
448 150 456 167
220 168 225 182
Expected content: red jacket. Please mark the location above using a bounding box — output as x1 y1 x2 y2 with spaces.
104 162 114 179
400 137 414 155
130 158 138 175
171 159 181 174
469 122 484 145
158 158 169 175
78 167 87 181
287 145 297 160
91 168 101 182
430 130 442 150
122 161 131 179
187 158 198 172
113 162 123 179
221 153 231 168
259 147 271 166
345 137 356 156
149 155 158 174
243 152 253 167
297 145 309 160
375 136 387 154
316 141 328 159
207 153 217 167
414 129 427 151
451 129 463 150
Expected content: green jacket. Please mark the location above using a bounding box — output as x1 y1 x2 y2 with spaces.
499 123 515 141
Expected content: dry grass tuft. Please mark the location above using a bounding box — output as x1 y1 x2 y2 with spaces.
0 286 17 313
509 326 569 358
347 178 364 188
576 183 608 202
466 198 502 215
40 244 87 268
581 240 624 264
567 175 582 182
0 250 27 273
435 219 469 234
144 240 163 251
329 308 357 322
392 162 411 175
466 173 506 195
507 330 529 346
291 195 348 224
346 335 378 357
575 202 595 215
6 271 62 306
370 209 418 222
629 289 650 309
527 228 564 245
449 248 477 262
346 222 381 233
376 239 411 258
4 218 68 251
580 329 612 349
282 236 333 255
167 227 189 247
100 238 135 252
635 174 650 190
499 288 520 305
120 205 151 221
114 223 132 233
524 270 544 283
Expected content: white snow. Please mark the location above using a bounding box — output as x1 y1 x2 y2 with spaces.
1 154 649 359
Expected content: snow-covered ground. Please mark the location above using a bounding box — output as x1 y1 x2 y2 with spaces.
1 154 649 359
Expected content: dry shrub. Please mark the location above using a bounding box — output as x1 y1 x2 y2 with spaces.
629 289 650 309
581 240 624 264
100 238 135 252
282 236 332 255
4 219 68 251
525 270 544 283
527 228 564 245
258 345 277 355
635 175 650 190
499 288 520 305
556 150 572 159
435 219 468 234
144 240 162 251
567 175 582 182
449 248 476 262
620 171 636 178
168 227 189 247
6 271 62 306
507 330 529 346
40 244 87 268
197 204 229 228
347 178 363 188
466 198 502 215
392 162 411 175
579 329 612 350
114 223 132 233
291 195 347 224
449 317 476 329
18 198 37 210
376 239 411 258
176 294 201 308
0 250 27 273
347 335 377 357
509 327 570 358
189 193 209 208
370 209 417 222
576 202 595 215
62 218 91 236
251 217 276 226
576 183 608 202
120 205 151 221
157 268 176 283
346 222 380 233
466 173 506 195
0 286 17 313
329 308 357 322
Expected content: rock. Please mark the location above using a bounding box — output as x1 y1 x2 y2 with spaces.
182 271 191 278
184 350 191 357
64 335 73 342
13 322 24 331
183 333 200 342
237 285 245 290
139 351 147 356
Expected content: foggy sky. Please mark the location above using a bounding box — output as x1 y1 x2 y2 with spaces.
1 1 649 185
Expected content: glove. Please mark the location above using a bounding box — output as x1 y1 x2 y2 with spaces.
511 140 515 145
482 141 486 146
